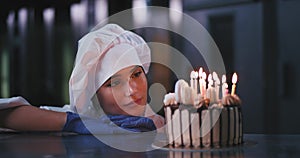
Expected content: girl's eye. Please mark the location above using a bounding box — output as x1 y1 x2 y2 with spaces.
107 80 120 87
132 71 142 78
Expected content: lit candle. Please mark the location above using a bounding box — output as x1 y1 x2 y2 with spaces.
190 71 199 92
202 72 207 90
212 72 220 101
222 75 228 98
190 71 194 90
231 72 238 95
202 72 207 98
198 67 203 94
206 74 215 102
194 71 198 93
208 74 213 88
199 68 203 80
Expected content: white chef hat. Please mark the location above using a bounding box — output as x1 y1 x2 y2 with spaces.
69 24 151 117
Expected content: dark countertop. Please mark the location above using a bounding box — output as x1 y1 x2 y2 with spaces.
0 131 299 158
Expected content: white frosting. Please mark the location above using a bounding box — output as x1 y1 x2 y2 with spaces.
163 93 177 105
181 86 194 105
169 79 199 106
181 109 190 146
174 79 189 103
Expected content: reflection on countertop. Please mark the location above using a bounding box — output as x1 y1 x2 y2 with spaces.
0 131 300 158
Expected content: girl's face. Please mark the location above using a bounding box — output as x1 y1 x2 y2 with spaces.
96 66 148 116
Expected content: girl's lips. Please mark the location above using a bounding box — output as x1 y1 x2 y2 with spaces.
123 97 145 107
133 98 144 105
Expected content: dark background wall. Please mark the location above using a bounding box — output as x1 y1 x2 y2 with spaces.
0 0 299 134
183 0 300 134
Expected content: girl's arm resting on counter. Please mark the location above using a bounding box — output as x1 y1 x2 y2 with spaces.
0 105 160 134
0 105 67 132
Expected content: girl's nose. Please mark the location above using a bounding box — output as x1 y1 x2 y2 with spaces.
124 79 137 97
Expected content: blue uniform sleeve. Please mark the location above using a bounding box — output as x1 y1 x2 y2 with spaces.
62 112 156 134
107 115 156 132
62 112 91 134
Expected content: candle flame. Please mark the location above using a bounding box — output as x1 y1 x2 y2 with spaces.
199 67 203 77
194 71 198 79
232 72 238 84
222 75 226 83
190 71 198 79
208 74 212 81
212 72 218 80
202 72 207 79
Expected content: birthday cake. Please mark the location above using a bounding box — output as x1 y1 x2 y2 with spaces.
163 70 243 148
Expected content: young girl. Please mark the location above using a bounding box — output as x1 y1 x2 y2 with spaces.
0 24 164 134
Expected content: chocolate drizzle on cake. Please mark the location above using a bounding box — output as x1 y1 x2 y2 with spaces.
199 107 203 147
227 107 232 145
165 104 243 148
